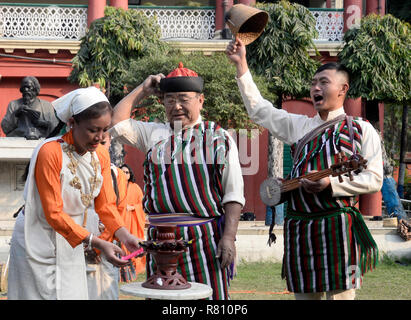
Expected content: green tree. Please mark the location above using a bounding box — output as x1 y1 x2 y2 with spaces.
120 50 277 132
338 13 411 196
339 14 410 103
68 6 168 104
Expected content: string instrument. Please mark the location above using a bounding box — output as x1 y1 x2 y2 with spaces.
259 153 368 207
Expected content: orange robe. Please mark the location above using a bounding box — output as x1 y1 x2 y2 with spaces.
34 131 125 247
122 182 146 274
99 167 128 242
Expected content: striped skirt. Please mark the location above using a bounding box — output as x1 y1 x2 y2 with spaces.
283 207 378 293
146 218 231 300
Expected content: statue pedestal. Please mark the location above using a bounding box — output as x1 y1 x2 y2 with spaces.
120 281 213 300
0 137 42 161
0 137 42 262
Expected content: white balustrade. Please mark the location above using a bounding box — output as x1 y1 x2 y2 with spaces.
310 9 344 41
137 7 216 40
0 4 87 40
0 4 343 42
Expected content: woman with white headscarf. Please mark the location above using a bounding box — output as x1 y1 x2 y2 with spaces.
7 87 141 300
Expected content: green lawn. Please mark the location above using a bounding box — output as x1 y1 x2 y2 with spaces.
229 255 411 300
121 255 411 300
2 256 408 300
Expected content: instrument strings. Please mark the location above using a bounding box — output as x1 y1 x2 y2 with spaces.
280 169 333 192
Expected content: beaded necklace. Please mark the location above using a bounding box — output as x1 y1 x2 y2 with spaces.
63 143 101 227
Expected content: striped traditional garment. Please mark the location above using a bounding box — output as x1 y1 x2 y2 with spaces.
283 117 379 293
143 121 232 300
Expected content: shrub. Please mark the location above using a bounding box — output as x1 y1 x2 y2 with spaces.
69 6 169 104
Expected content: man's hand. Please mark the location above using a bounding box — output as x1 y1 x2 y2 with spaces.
33 119 50 129
141 73 165 97
216 202 242 269
112 73 165 126
216 236 236 269
225 37 248 77
225 38 246 64
299 171 331 194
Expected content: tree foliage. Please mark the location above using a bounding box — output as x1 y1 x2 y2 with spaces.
68 6 168 104
120 50 277 131
247 0 320 101
338 14 411 104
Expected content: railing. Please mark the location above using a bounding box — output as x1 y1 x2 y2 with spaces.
134 6 216 40
310 8 344 42
0 3 344 42
0 4 87 40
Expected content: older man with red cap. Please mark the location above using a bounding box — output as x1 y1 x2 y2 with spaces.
110 64 245 300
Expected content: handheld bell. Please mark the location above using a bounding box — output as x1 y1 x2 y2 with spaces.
225 4 269 45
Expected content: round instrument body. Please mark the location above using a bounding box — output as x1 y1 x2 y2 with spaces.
259 178 282 206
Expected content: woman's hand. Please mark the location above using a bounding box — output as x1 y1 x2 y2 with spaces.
114 227 142 253
89 235 128 267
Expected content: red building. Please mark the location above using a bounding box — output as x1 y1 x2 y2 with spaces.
0 0 386 220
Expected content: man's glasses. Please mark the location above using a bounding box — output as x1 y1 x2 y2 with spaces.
163 94 198 107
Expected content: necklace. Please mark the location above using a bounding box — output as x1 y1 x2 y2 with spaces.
63 143 101 227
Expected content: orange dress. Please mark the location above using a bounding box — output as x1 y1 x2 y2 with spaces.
122 182 146 274
99 166 128 242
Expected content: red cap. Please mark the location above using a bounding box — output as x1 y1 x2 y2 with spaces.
166 62 199 78
160 62 204 93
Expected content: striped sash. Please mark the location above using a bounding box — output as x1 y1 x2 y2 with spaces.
283 207 378 293
289 117 363 212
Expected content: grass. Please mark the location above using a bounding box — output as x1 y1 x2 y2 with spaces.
229 255 411 300
119 254 411 300
2 255 409 300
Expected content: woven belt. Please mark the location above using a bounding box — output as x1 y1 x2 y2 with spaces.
148 213 216 227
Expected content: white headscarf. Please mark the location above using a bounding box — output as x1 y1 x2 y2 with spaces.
52 86 109 123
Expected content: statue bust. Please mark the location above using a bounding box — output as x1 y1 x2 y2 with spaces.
1 76 60 139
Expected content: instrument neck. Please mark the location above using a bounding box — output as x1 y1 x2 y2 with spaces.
281 168 333 193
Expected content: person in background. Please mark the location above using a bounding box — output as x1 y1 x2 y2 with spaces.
119 163 146 281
